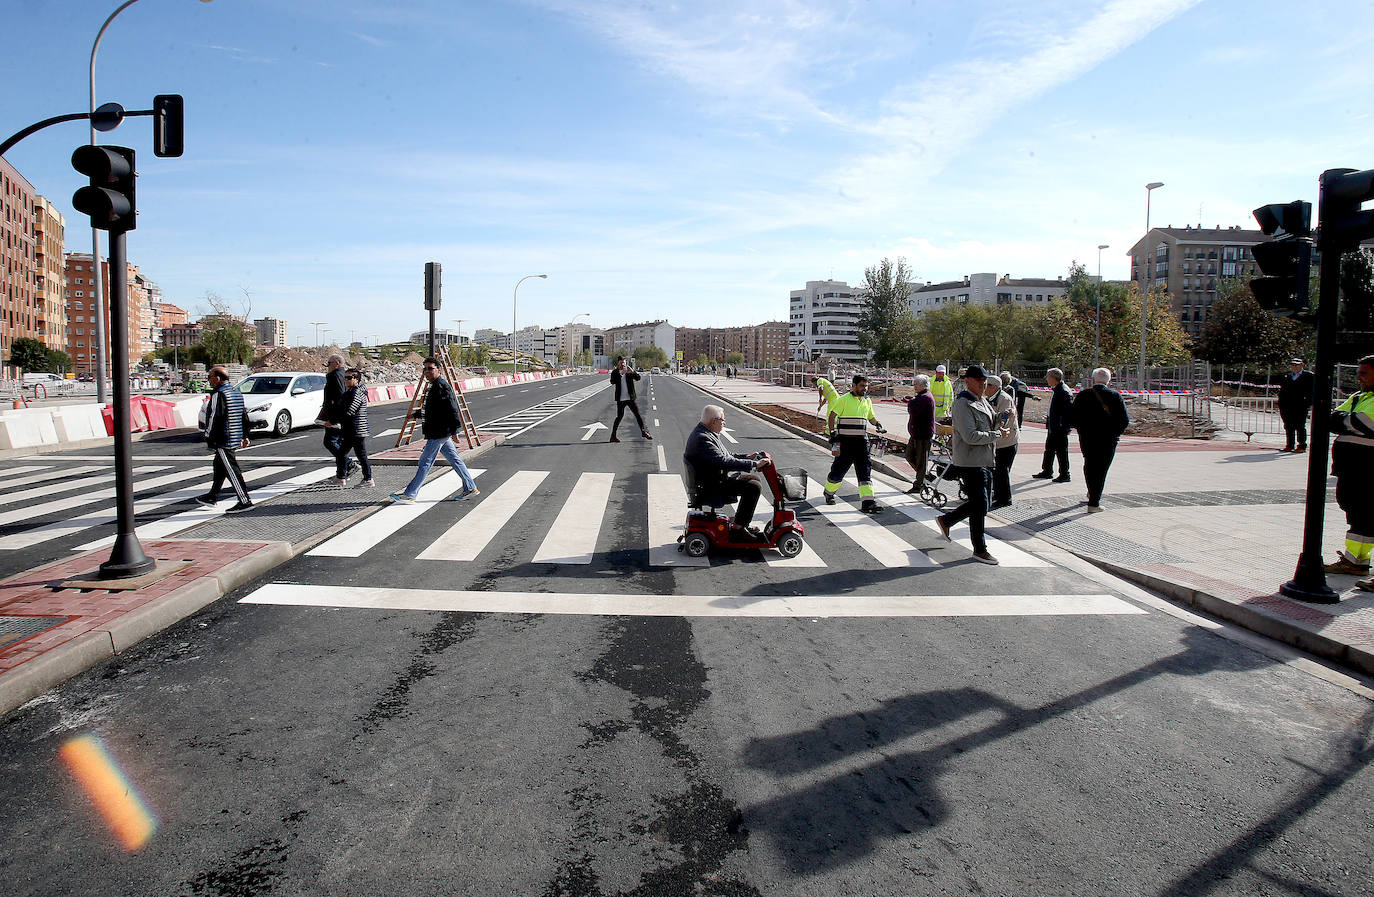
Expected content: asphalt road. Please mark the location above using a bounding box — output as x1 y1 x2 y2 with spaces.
1 372 1371 896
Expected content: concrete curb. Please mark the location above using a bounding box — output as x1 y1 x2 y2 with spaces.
682 378 1374 677
0 632 114 714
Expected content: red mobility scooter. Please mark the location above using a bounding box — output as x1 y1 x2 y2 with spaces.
678 451 809 559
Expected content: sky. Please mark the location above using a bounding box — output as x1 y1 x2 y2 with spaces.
4 0 1372 345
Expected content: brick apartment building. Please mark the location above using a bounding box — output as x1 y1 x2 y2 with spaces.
63 252 156 375
676 321 789 367
1 158 40 375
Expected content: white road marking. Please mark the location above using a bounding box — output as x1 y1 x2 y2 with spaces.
0 465 165 509
418 470 548 562
654 418 660 427
657 445 667 472
0 465 52 480
308 469 486 558
805 477 938 568
374 428 401 438
0 464 104 491
869 476 1052 568
0 465 174 524
648 473 709 567
762 534 826 568
532 472 615 564
71 466 300 550
719 426 738 444
241 584 1146 618
581 422 609 441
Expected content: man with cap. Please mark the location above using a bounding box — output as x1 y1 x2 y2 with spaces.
930 365 955 419
934 364 1010 564
1277 357 1315 453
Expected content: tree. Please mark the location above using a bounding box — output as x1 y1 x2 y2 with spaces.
1194 277 1301 365
197 291 256 365
46 348 72 374
8 337 53 373
921 303 991 363
724 351 745 366
1340 247 1374 333
1045 265 1190 367
858 257 915 363
632 345 668 368
695 354 709 367
884 311 928 364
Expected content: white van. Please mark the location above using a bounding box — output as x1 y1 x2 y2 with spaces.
22 372 66 386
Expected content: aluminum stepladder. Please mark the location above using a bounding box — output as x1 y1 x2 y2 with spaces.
395 353 481 449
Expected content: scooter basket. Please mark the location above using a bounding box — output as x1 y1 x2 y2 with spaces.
778 468 809 501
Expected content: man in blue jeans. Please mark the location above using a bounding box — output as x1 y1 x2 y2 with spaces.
389 358 479 503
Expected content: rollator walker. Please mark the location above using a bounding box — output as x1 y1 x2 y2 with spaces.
678 451 808 559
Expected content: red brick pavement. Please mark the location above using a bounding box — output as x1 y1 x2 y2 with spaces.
0 540 272 675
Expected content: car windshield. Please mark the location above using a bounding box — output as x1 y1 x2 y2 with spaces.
238 376 292 395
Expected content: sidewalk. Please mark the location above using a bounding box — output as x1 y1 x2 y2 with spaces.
681 373 1374 675
0 434 503 716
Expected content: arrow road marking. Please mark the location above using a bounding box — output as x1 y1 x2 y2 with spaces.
719 426 738 444
582 422 608 441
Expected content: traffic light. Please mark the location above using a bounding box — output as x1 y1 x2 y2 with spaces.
1250 200 1311 317
1318 168 1374 251
71 145 136 231
424 261 442 310
152 94 183 158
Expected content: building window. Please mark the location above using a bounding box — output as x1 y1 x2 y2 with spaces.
75 291 83 297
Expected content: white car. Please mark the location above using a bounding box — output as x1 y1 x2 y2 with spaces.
198 371 328 437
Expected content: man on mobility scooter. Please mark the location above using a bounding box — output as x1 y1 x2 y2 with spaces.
680 404 808 559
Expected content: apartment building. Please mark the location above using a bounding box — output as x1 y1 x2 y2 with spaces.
907 272 1075 317
603 320 676 360
1129 225 1270 338
1 158 40 375
33 196 67 354
63 252 153 375
255 317 288 348
789 280 865 362
676 321 789 366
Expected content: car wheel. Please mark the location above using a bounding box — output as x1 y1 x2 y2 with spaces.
273 410 292 436
684 533 711 558
776 533 803 558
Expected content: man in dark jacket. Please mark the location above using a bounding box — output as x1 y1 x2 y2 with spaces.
318 353 357 477
1032 367 1073 482
1277 358 1315 453
684 404 771 536
905 375 936 493
390 358 478 503
196 366 254 513
1071 367 1130 512
608 357 652 442
1002 370 1040 424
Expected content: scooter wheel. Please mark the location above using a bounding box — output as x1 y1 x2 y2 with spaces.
776 533 804 559
684 533 711 558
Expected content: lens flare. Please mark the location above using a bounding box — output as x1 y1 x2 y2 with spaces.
60 733 157 851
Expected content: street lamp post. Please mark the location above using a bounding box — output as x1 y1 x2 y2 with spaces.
310 321 326 347
89 0 212 403
1138 181 1164 388
512 274 547 374
1094 243 1109 368
568 313 590 369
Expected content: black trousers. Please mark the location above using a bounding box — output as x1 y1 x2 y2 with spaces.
340 434 372 480
721 476 762 528
940 466 992 553
1081 440 1119 507
210 447 250 504
1040 430 1070 477
827 436 872 486
993 444 1017 505
1281 411 1308 450
611 400 646 435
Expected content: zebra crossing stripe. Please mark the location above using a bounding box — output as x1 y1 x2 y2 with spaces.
647 474 709 567
869 476 1052 568
0 465 71 487
240 583 1146 619
0 465 168 510
69 466 300 550
805 477 939 568
0 465 179 527
418 470 549 562
0 465 50 479
307 469 486 558
532 472 615 564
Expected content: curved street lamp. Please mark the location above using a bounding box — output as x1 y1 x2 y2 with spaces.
89 0 213 402
512 274 547 373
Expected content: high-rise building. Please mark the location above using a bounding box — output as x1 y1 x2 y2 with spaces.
255 317 288 348
1129 225 1268 338
474 328 508 349
63 252 156 375
789 280 865 362
32 196 67 355
675 322 789 367
1 157 39 376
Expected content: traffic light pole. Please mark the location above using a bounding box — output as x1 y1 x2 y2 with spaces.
98 228 155 579
1282 237 1338 602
